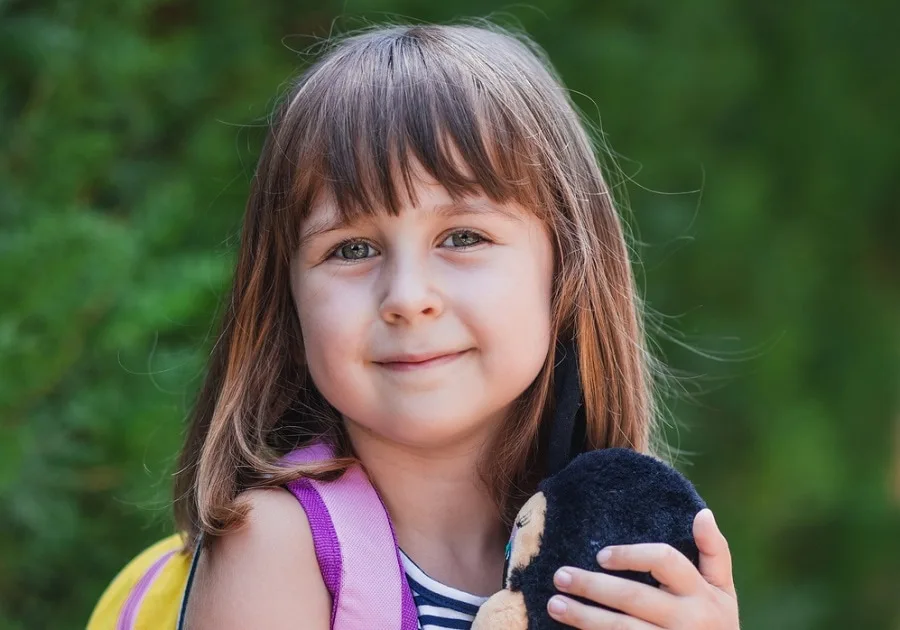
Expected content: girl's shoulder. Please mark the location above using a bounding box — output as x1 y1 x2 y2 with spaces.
182 488 331 629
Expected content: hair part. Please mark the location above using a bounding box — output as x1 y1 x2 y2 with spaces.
173 21 665 549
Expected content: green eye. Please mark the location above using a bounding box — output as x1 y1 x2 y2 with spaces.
334 241 375 260
442 229 489 249
505 540 512 560
448 230 482 247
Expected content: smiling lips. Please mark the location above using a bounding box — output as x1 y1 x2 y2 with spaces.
375 349 471 371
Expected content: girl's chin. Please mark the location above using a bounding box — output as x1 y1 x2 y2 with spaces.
346 414 499 451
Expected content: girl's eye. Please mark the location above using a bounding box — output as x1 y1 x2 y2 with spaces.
442 229 486 248
330 240 379 261
328 230 486 262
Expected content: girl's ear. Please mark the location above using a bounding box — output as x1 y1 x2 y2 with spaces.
546 337 586 476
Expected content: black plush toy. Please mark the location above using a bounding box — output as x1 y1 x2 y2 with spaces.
471 447 707 629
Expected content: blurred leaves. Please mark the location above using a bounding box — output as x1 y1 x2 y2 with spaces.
1 0 898 628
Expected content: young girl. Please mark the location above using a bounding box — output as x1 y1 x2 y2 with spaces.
174 22 740 630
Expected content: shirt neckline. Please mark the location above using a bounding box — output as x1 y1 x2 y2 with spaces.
399 549 492 604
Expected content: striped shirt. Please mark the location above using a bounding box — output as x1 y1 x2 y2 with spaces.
400 551 489 630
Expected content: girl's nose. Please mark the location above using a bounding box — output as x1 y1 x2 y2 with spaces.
378 256 444 325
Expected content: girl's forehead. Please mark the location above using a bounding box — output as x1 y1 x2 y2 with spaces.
300 187 528 242
303 161 529 226
289 140 552 254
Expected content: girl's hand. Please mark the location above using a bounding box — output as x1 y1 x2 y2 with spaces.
547 509 739 629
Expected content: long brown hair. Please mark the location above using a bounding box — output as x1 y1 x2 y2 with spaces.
173 21 668 549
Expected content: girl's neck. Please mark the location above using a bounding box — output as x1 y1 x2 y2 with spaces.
345 424 508 596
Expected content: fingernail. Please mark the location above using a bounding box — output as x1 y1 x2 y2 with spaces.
554 568 572 587
548 596 568 615
597 548 612 565
704 508 717 526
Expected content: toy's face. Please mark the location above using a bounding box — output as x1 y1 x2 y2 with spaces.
472 492 549 630
505 491 547 584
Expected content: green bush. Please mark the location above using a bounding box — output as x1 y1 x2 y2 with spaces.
1 1 897 628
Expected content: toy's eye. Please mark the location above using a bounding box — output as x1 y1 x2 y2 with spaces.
506 521 520 560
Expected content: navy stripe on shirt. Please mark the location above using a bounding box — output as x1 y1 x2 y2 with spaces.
417 616 477 630
406 574 483 616
400 550 489 630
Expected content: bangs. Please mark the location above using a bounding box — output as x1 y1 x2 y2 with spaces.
274 26 557 252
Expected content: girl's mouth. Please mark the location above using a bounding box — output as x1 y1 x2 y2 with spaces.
375 349 471 371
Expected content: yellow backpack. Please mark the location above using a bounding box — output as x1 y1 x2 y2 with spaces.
87 533 194 630
86 441 420 629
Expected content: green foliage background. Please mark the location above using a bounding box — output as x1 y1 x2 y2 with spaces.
2 1 898 628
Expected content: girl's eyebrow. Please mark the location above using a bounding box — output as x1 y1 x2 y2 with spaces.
298 199 521 247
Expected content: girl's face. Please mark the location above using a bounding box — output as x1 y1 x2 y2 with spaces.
290 170 554 451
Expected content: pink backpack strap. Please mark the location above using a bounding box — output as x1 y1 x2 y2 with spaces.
282 442 418 630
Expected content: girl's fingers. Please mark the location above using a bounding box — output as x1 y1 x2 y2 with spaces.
548 594 663 630
693 509 737 597
597 543 705 597
553 567 677 627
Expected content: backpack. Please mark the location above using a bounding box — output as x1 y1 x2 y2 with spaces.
86 441 418 629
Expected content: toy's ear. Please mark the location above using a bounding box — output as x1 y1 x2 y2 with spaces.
504 492 547 585
473 494 547 630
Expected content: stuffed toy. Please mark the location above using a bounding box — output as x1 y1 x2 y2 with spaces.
472 447 707 629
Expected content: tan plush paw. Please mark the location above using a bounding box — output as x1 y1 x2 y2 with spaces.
471 589 528 630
